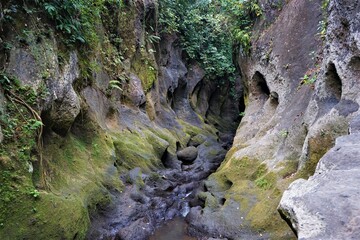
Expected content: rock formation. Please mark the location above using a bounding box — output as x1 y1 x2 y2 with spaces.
188 0 360 239
0 0 360 239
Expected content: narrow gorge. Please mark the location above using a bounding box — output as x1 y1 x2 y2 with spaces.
1 0 360 240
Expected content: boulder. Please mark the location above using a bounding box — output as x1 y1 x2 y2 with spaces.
177 146 198 163
278 133 360 240
42 52 81 136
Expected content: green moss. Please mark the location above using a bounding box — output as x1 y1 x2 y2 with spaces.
197 192 218 209
298 134 332 178
0 192 89 240
0 124 125 239
131 56 157 93
118 6 137 59
147 172 161 182
251 163 267 180
277 160 298 179
147 127 178 155
209 149 219 156
177 119 206 138
255 172 276 190
113 129 169 172
210 156 295 239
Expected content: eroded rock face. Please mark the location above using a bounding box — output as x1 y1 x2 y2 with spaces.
5 41 81 137
189 0 360 239
43 52 81 136
0 0 243 239
277 1 360 238
279 132 360 239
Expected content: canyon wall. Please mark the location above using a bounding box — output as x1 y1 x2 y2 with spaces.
0 1 241 239
188 0 360 239
1 0 360 239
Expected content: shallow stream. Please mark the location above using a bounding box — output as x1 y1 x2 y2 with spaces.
86 133 231 239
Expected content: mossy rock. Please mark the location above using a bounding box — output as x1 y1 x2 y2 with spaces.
209 156 296 239
0 127 124 239
298 118 348 178
112 129 169 171
131 56 157 93
197 192 218 209
0 192 89 240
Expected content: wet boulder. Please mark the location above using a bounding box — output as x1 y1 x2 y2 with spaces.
177 146 198 163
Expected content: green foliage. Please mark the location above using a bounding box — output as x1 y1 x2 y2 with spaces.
108 80 123 91
318 0 330 41
300 66 319 86
33 0 122 46
279 129 289 138
301 74 316 85
0 73 42 167
159 0 261 79
34 0 85 45
29 189 40 199
255 177 272 189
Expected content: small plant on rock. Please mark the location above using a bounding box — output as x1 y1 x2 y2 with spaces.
29 189 40 199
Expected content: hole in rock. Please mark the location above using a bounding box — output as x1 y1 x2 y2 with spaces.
224 179 233 190
190 81 202 110
253 71 270 97
325 62 342 101
220 198 226 206
167 88 174 109
176 141 181 151
349 56 360 72
203 184 208 192
139 101 146 110
161 148 171 168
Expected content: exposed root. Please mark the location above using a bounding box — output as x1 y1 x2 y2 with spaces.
5 90 48 190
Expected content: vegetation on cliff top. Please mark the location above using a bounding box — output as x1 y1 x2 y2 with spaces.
1 0 260 84
159 0 261 79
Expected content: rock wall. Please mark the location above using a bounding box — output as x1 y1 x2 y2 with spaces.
278 0 360 239
0 0 241 239
187 0 360 239
1 0 359 239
